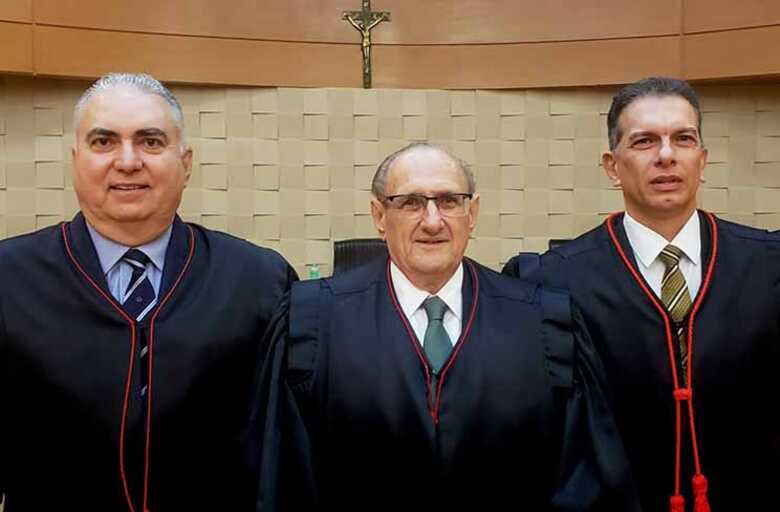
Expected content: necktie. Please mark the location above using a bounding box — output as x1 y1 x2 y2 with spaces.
422 296 452 375
122 249 156 399
122 249 156 320
658 245 692 384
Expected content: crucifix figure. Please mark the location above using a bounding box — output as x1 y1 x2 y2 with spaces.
343 0 390 88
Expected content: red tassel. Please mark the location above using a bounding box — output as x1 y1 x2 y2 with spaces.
692 474 710 512
670 495 685 512
673 388 691 401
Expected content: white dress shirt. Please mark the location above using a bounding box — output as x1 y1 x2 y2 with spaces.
623 211 702 299
390 262 463 346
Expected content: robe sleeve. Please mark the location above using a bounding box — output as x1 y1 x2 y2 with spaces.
501 251 541 280
0 298 5 504
543 291 641 512
767 234 780 462
247 284 321 512
285 262 300 288
501 255 521 277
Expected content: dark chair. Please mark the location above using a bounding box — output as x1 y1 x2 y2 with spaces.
333 238 388 275
548 238 570 249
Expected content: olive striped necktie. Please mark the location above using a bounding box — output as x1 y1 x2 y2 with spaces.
658 245 692 384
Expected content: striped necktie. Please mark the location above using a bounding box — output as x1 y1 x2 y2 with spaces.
122 249 156 320
658 245 692 384
122 249 156 399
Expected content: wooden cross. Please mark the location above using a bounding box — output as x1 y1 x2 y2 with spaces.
343 0 390 88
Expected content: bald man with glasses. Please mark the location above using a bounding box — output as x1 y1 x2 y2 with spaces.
248 142 639 511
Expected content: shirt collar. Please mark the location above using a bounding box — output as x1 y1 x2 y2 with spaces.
86 222 172 275
390 261 463 321
623 211 701 268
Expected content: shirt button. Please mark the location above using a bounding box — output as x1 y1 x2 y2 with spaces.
136 296 144 303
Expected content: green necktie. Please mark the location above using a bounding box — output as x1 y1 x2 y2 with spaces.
658 244 692 384
422 296 452 376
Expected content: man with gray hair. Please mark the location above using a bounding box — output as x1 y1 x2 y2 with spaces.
250 142 639 511
0 73 296 510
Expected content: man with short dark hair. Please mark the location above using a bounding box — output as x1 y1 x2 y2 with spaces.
250 142 639 511
504 77 780 511
0 73 296 510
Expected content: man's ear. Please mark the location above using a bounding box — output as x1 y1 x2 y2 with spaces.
370 198 387 240
697 147 708 183
602 151 621 187
467 193 480 234
181 147 193 184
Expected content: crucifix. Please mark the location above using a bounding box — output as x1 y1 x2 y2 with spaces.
342 0 390 88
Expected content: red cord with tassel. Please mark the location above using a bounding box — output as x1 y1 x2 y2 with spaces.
692 474 710 512
670 495 685 512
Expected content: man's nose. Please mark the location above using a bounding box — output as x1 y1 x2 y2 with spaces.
657 137 675 166
115 141 142 172
420 199 444 228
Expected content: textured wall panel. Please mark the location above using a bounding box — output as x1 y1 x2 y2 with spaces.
1 77 778 277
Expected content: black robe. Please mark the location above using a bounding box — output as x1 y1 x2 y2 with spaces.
0 213 296 511
503 211 780 511
250 257 639 511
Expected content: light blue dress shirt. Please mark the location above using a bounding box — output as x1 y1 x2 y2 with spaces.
86 223 172 307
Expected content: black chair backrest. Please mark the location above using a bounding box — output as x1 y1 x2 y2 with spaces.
548 238 570 249
333 238 388 275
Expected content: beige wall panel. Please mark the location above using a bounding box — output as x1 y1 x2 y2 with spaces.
0 22 33 73
684 26 780 79
2 77 779 273
33 0 677 45
683 0 780 33
374 37 681 89
33 26 361 87
0 1 31 22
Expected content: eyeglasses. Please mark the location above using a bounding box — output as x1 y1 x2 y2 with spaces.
383 193 473 217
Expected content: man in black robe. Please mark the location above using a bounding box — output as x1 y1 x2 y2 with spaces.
251 142 639 511
504 77 780 511
0 73 296 511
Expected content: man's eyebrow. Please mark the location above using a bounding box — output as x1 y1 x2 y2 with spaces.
627 127 698 139
135 128 169 140
626 130 657 140
85 127 118 139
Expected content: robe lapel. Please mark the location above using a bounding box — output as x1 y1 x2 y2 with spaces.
158 215 191 298
696 210 714 297
66 212 110 291
459 260 475 338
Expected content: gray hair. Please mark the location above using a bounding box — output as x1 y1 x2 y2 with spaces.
73 72 186 145
371 142 476 200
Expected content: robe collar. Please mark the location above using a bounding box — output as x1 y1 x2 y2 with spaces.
608 210 713 301
66 212 192 302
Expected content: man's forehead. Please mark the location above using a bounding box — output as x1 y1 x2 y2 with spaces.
620 95 698 130
388 148 464 189
77 88 177 133
82 88 172 118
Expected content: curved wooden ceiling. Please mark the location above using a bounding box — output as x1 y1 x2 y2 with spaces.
1 0 779 88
